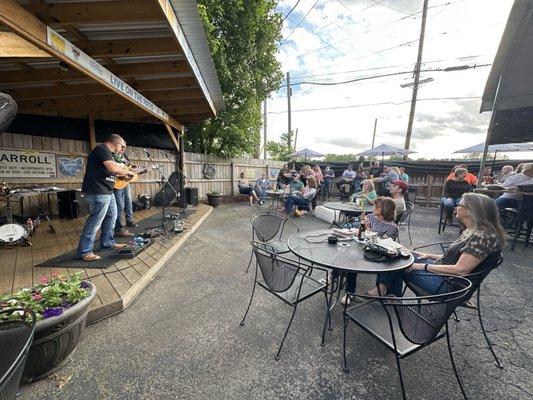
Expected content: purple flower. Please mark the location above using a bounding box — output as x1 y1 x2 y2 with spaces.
42 307 64 319
80 282 90 290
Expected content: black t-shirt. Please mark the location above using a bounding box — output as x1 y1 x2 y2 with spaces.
82 144 116 194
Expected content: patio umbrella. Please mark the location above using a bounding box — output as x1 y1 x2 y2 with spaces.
289 148 325 161
356 144 416 162
453 142 532 170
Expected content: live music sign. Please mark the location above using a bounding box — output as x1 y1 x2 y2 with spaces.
0 150 57 178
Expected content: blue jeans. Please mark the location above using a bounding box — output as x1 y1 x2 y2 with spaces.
441 197 461 209
322 179 332 198
494 196 521 210
284 195 310 214
114 186 134 230
255 187 267 198
376 255 437 296
76 193 117 257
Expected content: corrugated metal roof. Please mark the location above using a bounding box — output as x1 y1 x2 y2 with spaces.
481 0 533 112
169 0 225 112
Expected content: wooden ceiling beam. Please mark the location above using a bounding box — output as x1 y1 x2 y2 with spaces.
0 60 191 85
76 37 181 59
23 0 162 25
3 78 200 100
0 32 49 57
18 95 207 112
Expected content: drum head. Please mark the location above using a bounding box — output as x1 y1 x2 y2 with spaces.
0 223 27 243
0 92 18 134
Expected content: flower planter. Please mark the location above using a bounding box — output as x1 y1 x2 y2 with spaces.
21 281 97 382
206 193 223 207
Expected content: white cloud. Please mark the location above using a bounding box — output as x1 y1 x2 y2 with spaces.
267 0 515 159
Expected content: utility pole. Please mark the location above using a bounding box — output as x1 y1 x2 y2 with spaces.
263 100 267 159
403 0 429 158
286 71 292 151
371 118 377 148
294 128 298 151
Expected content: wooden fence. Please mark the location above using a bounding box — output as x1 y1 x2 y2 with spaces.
1 130 452 209
183 152 285 199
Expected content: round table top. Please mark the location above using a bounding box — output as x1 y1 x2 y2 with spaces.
324 201 374 214
288 229 414 273
266 189 298 196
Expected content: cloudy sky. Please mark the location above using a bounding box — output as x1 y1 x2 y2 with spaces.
266 0 523 159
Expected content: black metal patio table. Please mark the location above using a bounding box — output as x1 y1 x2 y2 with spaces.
324 201 374 228
288 229 414 344
265 189 297 211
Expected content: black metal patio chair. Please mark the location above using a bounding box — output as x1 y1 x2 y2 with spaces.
0 309 36 400
240 242 329 360
504 193 533 251
406 242 505 368
245 211 299 273
343 275 472 400
396 201 414 244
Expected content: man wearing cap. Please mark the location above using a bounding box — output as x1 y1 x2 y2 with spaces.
373 165 400 196
390 180 407 213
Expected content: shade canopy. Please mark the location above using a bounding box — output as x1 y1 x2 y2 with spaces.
289 148 325 158
356 144 416 158
481 0 533 144
453 142 532 153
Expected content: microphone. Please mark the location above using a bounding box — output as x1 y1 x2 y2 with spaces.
143 148 152 157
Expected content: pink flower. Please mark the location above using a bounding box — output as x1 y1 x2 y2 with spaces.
39 275 49 284
32 293 43 301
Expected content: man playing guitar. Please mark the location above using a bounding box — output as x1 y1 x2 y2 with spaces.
113 144 138 238
76 134 133 261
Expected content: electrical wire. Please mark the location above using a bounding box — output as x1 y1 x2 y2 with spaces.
281 0 321 46
281 0 302 22
266 96 482 115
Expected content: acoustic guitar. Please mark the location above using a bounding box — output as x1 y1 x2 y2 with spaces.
114 164 161 190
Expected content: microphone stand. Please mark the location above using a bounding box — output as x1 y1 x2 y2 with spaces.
144 149 179 232
159 149 192 216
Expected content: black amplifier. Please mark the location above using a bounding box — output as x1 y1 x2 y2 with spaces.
57 190 89 219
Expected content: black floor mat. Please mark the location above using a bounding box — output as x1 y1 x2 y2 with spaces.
34 207 194 270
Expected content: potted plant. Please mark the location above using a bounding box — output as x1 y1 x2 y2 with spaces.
206 190 223 207
0 272 97 382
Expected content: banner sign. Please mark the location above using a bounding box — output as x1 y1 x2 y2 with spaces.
58 157 84 178
46 27 170 122
0 150 56 178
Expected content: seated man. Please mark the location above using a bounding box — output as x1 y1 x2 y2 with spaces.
497 165 514 184
390 180 407 214
494 162 533 209
372 165 399 197
447 164 477 186
337 164 356 196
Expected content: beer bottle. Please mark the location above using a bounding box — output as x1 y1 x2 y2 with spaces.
358 213 366 240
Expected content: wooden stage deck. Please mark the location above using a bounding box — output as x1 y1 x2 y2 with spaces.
0 204 212 323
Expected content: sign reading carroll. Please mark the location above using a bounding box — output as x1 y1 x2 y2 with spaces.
46 27 170 122
0 150 56 178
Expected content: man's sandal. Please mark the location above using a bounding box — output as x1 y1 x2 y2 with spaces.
82 253 101 262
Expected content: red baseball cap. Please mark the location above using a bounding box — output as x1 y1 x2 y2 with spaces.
391 180 408 192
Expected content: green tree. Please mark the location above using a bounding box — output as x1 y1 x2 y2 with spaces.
324 154 358 162
266 132 292 161
185 0 283 157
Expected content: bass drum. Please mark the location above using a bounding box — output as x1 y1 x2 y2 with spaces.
0 92 18 134
0 223 28 245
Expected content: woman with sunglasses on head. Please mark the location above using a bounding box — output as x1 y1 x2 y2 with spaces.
340 197 398 305
369 193 505 297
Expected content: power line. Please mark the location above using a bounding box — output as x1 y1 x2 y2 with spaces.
292 54 489 79
281 0 321 46
281 64 490 88
280 0 468 64
281 0 302 23
266 96 482 115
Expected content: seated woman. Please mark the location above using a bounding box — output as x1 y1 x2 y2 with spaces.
238 172 260 206
353 166 366 190
371 193 505 297
349 179 377 205
340 197 399 305
442 167 471 223
254 173 272 199
284 176 317 216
